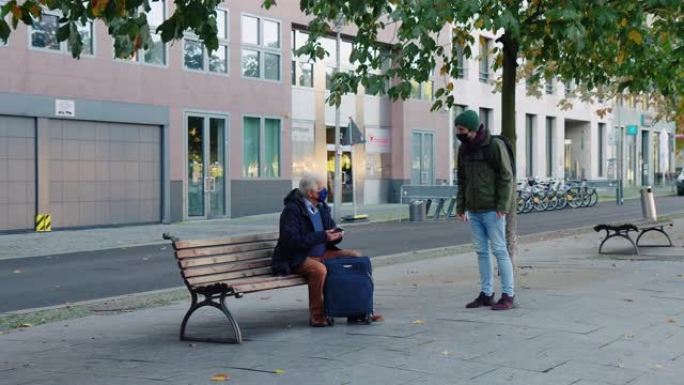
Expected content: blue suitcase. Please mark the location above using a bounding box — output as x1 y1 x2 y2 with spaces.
324 256 374 323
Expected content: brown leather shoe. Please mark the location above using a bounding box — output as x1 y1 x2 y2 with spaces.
491 293 515 310
309 316 334 327
466 292 495 308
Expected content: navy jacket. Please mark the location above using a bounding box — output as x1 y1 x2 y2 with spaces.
271 189 341 276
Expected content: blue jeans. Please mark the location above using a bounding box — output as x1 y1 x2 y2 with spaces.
468 211 514 296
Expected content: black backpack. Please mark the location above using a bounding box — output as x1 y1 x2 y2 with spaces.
459 135 516 176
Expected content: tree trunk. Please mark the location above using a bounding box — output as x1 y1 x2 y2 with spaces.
500 33 519 270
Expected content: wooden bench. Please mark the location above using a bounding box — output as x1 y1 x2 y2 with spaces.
162 232 305 344
593 219 674 255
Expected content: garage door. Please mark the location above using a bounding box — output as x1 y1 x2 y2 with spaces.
0 116 36 232
48 120 161 228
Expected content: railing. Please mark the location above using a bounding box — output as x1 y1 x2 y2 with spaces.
400 185 459 220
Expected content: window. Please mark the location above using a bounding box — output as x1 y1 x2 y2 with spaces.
243 117 281 178
184 9 228 73
478 36 490 82
526 114 536 177
291 29 313 87
241 15 281 81
564 80 574 97
546 117 555 177
479 107 492 131
454 44 465 78
410 80 434 101
117 1 166 65
30 12 93 55
545 79 554 95
598 123 605 177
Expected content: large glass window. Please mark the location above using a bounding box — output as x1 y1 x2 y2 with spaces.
117 0 166 65
526 114 536 177
410 80 434 101
241 15 281 81
479 107 492 131
291 29 313 88
546 117 555 177
184 8 228 74
479 36 490 82
31 13 93 55
454 44 465 78
243 117 281 178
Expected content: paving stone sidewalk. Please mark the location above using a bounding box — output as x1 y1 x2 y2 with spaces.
1 221 683 385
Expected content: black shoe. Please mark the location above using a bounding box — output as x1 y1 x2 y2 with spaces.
465 292 495 308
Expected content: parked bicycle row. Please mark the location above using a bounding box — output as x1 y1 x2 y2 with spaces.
516 178 599 214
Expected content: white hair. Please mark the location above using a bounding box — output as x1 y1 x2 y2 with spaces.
299 172 324 193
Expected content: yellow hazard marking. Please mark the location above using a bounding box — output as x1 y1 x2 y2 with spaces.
35 213 52 232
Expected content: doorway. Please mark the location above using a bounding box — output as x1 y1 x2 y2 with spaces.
411 131 435 185
186 114 227 219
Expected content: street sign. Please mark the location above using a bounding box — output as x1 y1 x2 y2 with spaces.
626 124 638 136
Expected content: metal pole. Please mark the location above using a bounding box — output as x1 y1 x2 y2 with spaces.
333 30 342 224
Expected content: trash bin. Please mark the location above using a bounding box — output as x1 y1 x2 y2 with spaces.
640 186 657 222
409 200 426 222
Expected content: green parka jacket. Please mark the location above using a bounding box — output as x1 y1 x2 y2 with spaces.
456 129 514 215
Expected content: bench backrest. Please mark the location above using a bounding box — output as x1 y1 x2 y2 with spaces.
171 232 279 289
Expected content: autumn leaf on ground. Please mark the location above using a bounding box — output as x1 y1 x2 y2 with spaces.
13 270 21 274
623 299 633 302
441 350 450 356
274 369 285 375
412 320 425 325
18 323 33 328
210 373 230 381
667 319 676 324
259 296 271 300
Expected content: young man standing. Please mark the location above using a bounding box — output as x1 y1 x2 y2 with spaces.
454 110 516 310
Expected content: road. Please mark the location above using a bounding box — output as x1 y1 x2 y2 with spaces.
1 196 682 313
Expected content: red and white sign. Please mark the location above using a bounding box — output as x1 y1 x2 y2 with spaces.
366 128 390 154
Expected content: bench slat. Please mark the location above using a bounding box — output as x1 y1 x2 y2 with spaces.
173 232 279 250
179 249 273 268
186 266 273 286
183 259 271 279
176 241 276 259
231 276 307 294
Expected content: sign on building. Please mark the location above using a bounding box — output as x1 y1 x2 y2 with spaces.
365 128 390 154
55 99 75 117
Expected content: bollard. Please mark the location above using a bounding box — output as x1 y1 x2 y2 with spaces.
409 200 426 222
639 186 657 222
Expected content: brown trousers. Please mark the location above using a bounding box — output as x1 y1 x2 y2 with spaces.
293 249 361 323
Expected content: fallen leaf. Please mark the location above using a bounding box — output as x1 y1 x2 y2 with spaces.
259 296 271 301
210 373 230 382
667 319 676 324
623 333 635 338
13 270 21 274
412 320 425 325
18 323 33 328
677 274 683 278
142 257 149 261
274 369 285 375
623 299 634 302
653 364 663 370
441 350 450 356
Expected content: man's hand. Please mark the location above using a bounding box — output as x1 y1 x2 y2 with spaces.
496 212 507 219
325 229 343 242
457 213 468 222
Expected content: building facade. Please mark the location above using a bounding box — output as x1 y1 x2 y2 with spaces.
0 0 676 232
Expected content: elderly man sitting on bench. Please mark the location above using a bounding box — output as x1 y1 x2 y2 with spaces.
272 172 376 327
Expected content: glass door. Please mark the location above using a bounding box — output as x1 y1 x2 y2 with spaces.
326 144 353 203
187 115 227 219
411 131 434 185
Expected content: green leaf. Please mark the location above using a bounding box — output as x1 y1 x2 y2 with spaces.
0 19 9 43
56 22 70 42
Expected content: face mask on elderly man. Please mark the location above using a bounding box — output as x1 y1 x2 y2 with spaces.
316 188 328 203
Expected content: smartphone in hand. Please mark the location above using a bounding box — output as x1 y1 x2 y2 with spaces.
332 227 344 233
